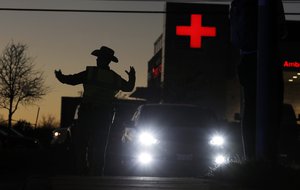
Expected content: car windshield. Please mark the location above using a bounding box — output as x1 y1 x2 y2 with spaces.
138 105 216 127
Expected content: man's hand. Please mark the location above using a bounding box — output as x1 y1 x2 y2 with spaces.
54 69 63 80
125 66 135 77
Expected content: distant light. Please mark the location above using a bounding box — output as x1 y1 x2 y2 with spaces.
297 73 300 76
289 79 293 82
293 76 298 79
54 132 60 137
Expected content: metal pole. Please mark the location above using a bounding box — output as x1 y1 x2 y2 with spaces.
35 106 40 128
257 0 282 162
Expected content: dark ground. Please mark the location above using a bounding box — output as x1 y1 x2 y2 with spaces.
1 147 300 190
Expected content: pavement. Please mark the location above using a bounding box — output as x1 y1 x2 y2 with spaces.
1 149 300 190
1 162 300 190
1 175 255 190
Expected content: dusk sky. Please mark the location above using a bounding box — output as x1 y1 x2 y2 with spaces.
0 0 299 125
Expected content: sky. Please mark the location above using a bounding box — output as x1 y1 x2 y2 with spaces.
0 0 299 125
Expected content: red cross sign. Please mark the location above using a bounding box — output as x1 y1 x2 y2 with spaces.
176 14 216 48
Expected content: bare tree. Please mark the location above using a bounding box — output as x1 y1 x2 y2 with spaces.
0 41 48 128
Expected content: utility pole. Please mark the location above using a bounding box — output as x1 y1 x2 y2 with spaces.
35 106 40 128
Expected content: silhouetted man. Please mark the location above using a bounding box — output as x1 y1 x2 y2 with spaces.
55 46 135 175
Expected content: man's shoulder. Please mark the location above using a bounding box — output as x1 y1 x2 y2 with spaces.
109 69 121 77
86 66 97 70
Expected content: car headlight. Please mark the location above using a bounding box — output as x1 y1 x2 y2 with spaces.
214 154 227 165
138 152 153 165
138 132 158 146
209 135 225 146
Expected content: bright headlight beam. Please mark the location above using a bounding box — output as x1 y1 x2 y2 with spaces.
215 155 226 165
138 152 153 165
138 132 158 146
210 135 224 146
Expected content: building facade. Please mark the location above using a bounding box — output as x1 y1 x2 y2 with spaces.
135 2 300 121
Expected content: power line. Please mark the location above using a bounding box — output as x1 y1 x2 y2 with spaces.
0 8 165 14
0 7 299 15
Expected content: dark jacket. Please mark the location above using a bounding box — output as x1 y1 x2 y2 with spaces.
56 66 135 105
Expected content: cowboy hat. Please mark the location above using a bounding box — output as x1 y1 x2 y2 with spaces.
91 46 118 63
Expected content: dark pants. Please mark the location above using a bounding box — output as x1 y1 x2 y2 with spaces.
72 104 113 175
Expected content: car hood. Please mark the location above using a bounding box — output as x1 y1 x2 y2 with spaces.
137 124 220 143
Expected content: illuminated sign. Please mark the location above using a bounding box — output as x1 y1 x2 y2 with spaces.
279 21 300 72
152 64 162 78
164 2 231 104
283 61 300 68
176 14 216 48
